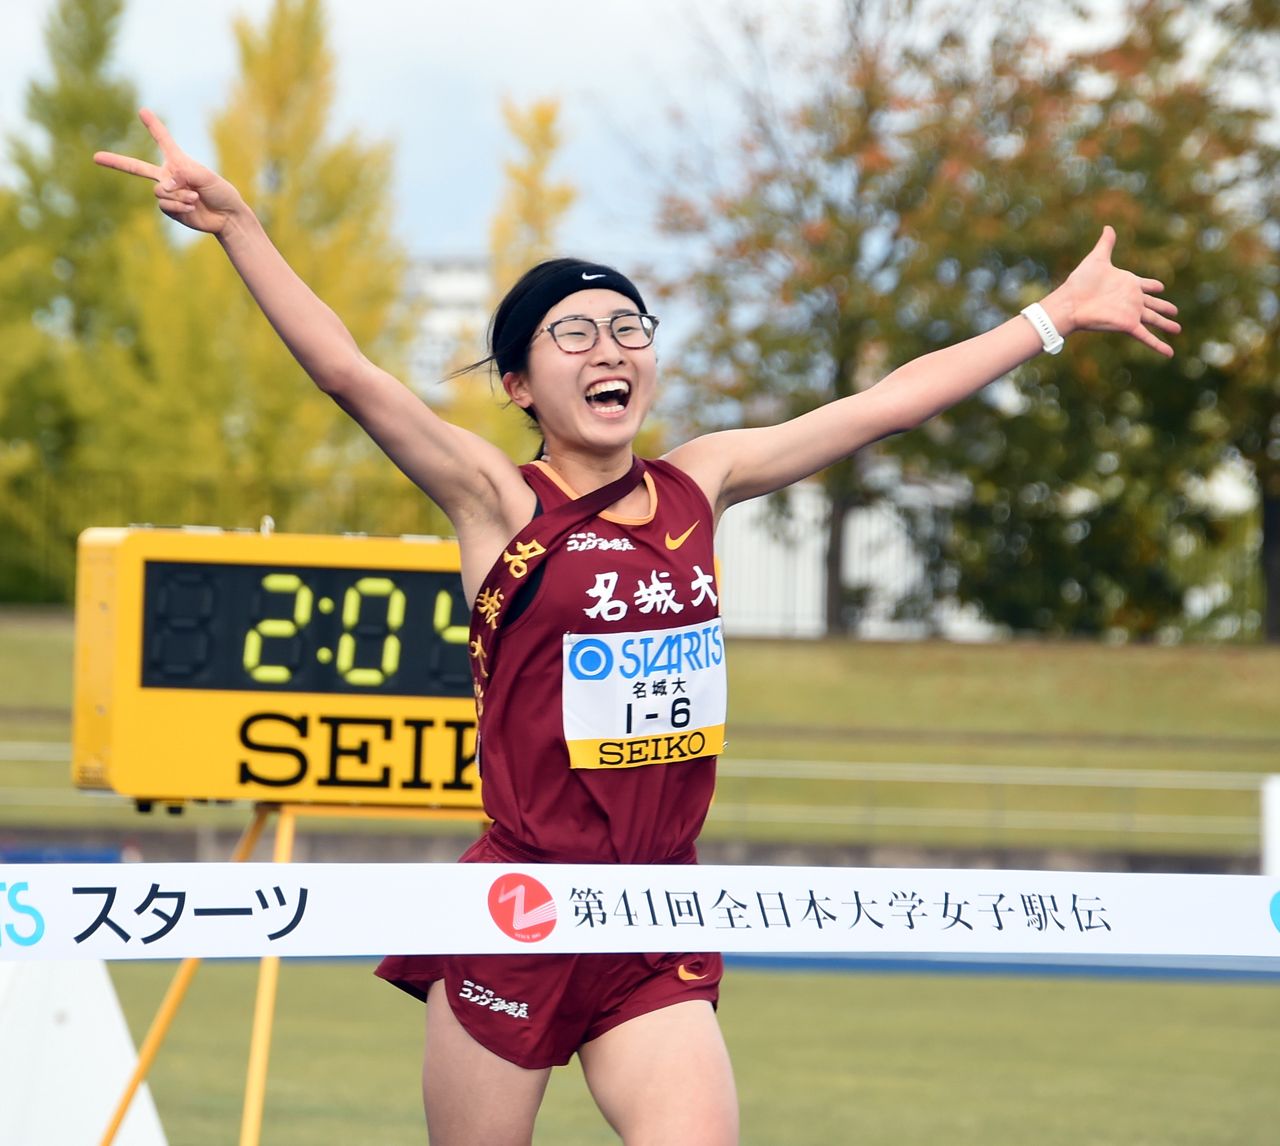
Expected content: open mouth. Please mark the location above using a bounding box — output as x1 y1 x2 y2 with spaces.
585 380 632 414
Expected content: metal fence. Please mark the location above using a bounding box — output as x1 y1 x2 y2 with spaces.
1 741 1266 858
709 757 1267 856
716 485 1262 641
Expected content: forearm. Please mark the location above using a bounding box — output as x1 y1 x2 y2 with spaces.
870 289 1071 433
687 294 1074 507
216 207 364 391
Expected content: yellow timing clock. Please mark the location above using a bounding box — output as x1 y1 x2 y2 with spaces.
72 526 482 811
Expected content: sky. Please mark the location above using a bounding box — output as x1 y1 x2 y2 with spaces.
0 1 1145 275
0 0 840 270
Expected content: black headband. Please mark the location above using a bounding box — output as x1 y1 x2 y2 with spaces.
493 262 648 376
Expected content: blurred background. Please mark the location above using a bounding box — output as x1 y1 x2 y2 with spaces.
1 2 1278 1143
1 0 1276 639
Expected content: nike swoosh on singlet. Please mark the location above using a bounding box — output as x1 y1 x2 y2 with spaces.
677 964 709 982
664 521 700 550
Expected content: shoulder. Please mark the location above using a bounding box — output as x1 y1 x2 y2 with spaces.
645 456 708 504
658 434 740 522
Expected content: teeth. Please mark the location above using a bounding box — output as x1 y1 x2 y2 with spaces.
586 380 631 400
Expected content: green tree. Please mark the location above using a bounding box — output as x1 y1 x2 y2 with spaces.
658 0 1044 633
2 0 435 603
1196 0 1280 638
883 0 1270 638
0 0 151 599
659 0 1271 638
84 0 431 538
4 0 150 343
0 184 50 598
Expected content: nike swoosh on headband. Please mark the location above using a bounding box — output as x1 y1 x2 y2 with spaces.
582 272 606 280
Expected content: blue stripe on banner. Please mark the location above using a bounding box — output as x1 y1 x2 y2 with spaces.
725 952 1280 982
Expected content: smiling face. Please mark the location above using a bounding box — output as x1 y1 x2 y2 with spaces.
502 288 658 456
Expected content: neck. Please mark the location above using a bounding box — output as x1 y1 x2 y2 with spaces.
538 445 636 495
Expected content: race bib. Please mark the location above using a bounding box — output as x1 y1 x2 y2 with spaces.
562 620 727 769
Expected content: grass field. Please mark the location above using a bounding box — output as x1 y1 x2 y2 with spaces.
106 959 1280 1145
3 608 1278 855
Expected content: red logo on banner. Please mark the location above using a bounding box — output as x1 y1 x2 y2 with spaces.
487 873 558 942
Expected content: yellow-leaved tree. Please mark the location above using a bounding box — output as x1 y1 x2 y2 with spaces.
83 0 431 538
443 98 576 462
0 0 154 599
489 98 579 299
207 0 423 533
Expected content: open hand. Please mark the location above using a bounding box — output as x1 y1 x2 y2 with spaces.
94 108 242 234
1048 226 1181 357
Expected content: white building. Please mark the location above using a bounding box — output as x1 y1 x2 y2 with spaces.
406 255 492 387
716 481 997 640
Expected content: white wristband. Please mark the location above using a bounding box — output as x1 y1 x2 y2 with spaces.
1020 302 1065 355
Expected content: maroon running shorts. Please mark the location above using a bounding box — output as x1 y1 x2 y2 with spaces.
374 834 723 1069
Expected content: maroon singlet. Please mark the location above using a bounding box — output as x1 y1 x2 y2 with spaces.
473 456 722 864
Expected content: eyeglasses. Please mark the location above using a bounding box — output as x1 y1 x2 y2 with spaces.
539 312 659 354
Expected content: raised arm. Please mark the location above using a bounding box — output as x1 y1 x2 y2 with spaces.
93 109 528 537
669 227 1180 515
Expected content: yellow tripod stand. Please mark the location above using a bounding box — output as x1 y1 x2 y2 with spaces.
99 802 483 1146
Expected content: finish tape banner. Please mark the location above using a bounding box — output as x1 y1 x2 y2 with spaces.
1 862 1278 961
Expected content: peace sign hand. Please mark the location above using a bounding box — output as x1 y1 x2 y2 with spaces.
94 108 243 234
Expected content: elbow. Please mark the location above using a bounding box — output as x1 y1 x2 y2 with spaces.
856 383 918 441
311 348 370 400
875 398 922 439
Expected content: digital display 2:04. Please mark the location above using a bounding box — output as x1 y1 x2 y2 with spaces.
141 561 472 697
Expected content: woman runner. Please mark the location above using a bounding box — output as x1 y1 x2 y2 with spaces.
95 108 1179 1146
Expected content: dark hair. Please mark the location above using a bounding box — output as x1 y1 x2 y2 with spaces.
452 257 648 381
